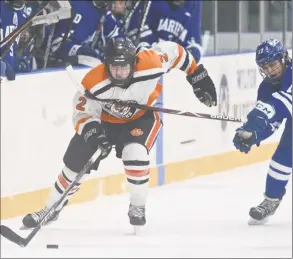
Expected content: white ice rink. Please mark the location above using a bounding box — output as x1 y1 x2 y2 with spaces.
1 161 292 258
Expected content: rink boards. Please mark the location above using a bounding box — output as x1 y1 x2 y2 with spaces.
1 51 285 220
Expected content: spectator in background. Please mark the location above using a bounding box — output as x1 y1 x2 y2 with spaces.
0 0 28 80
111 0 127 21
49 0 123 68
14 1 57 72
20 1 62 70
126 0 203 63
14 27 36 73
94 0 128 59
110 0 128 32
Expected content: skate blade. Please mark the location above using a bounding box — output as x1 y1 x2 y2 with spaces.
248 217 269 226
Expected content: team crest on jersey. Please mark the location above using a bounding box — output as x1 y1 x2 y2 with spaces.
105 100 137 119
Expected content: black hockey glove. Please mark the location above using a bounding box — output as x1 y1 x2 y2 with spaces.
82 122 112 160
186 64 217 107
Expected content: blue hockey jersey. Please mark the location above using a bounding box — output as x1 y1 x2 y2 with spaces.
126 0 202 62
257 61 292 150
257 61 292 121
51 1 120 59
95 10 123 57
0 1 28 68
256 61 292 199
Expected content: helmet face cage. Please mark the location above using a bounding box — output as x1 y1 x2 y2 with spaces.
255 39 289 84
104 37 136 88
105 57 135 87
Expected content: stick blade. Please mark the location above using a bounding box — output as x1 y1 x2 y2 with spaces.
0 225 26 247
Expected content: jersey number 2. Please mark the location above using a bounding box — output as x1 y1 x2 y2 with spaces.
76 97 86 111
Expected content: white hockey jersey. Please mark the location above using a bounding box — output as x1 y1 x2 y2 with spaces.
73 41 198 134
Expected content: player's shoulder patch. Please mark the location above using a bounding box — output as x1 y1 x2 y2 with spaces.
135 49 163 72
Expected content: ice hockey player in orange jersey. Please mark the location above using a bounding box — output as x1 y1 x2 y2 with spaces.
22 37 217 230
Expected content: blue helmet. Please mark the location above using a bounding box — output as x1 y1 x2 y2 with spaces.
255 39 290 84
255 39 287 67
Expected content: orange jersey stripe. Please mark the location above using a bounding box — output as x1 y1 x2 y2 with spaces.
81 64 108 91
75 116 92 132
135 50 163 72
148 81 162 102
145 112 161 150
100 82 163 123
125 169 150 177
58 174 69 189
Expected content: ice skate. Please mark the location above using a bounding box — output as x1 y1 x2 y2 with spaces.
248 195 282 226
21 200 68 229
128 204 146 234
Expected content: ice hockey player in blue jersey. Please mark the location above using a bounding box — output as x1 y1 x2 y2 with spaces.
126 0 203 63
94 1 127 59
233 39 292 225
50 1 121 66
0 0 28 80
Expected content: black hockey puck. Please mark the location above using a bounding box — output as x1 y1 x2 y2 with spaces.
46 244 59 249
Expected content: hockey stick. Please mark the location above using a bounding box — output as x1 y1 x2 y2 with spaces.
0 149 102 247
53 8 76 64
134 0 151 46
91 13 107 49
0 1 51 58
66 64 242 123
43 23 56 68
120 0 141 34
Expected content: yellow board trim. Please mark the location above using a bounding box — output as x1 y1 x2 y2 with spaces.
164 143 277 184
0 143 277 220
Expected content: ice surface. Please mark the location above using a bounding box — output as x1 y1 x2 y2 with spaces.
1 161 292 258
